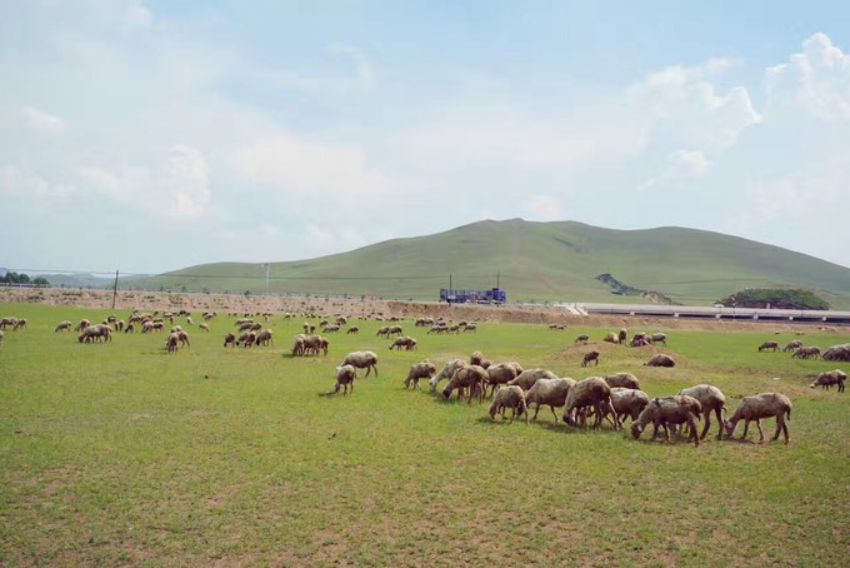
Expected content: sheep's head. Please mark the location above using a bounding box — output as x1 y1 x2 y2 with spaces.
723 420 736 437
630 422 643 439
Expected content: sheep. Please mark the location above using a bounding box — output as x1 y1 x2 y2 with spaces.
783 340 803 352
630 333 651 347
75 319 91 332
376 326 390 337
255 329 273 347
574 334 589 344
463 323 478 333
124 324 135 334
758 341 779 352
581 350 600 367
342 351 379 377
792 346 821 360
186 317 194 326
171 325 183 333
199 323 210 332
644 354 676 367
224 333 237 348
488 386 528 423
329 365 357 395
429 359 468 391
724 393 793 445
323 324 340 333
608 388 650 425
303 335 329 356
823 344 850 362
390 336 417 351
291 335 306 356
618 328 628 345
470 351 486 366
649 332 667 345
166 332 181 354
507 368 558 391
387 325 403 337
484 362 523 397
631 395 702 447
678 384 727 439
810 370 846 393
603 332 618 344
346 327 360 335
115 320 124 332
237 331 256 348
404 360 437 389
55 320 72 333
604 372 640 390
562 377 618 429
442 365 489 403
78 324 112 344
525 378 575 422
0 317 17 330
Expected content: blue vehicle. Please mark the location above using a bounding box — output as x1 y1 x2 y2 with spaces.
440 287 507 304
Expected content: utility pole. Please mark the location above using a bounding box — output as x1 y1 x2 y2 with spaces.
111 270 119 309
449 273 453 291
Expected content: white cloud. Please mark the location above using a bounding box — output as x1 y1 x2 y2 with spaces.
1 165 76 199
767 32 850 120
166 145 210 218
526 194 563 221
21 106 64 134
232 133 395 195
639 149 710 190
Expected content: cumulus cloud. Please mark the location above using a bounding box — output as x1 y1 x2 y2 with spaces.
639 149 711 190
767 32 850 120
1 165 76 199
21 106 64 134
232 133 395 195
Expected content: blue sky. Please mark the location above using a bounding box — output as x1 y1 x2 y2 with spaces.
2 1 850 274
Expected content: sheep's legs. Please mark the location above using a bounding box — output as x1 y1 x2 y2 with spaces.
700 410 711 440
755 420 765 442
740 420 750 441
714 408 724 439
686 416 699 447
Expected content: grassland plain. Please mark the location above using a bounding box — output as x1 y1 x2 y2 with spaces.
1 303 849 566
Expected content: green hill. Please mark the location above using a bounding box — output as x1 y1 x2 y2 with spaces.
129 219 850 307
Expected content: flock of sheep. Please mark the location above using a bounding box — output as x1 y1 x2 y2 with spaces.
3 309 847 448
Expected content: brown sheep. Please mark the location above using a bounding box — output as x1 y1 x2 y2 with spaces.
678 384 727 439
792 346 821 359
484 362 523 397
507 368 558 391
404 360 437 389
199 323 210 332
644 354 676 367
75 319 91 332
758 341 779 352
55 320 72 333
581 350 600 367
603 332 618 344
470 351 486 366
649 333 667 345
525 378 575 422
342 351 378 376
224 333 237 348
390 336 417 351
810 370 846 393
488 386 528 423
604 372 639 390
329 365 356 395
166 332 180 354
783 340 803 352
724 393 792 444
255 329 273 347
631 395 702 447
608 388 650 425
563 377 618 429
346 327 360 335
823 344 850 361
618 328 628 344
442 365 489 403
574 334 589 344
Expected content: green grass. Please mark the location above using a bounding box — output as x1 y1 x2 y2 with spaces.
1 303 849 565
130 219 850 307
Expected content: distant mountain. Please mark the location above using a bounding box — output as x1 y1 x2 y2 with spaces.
36 273 114 288
129 219 850 307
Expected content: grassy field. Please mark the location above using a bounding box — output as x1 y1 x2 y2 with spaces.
131 219 850 307
1 303 849 566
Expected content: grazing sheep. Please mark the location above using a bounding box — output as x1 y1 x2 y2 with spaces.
608 388 650 425
484 362 523 397
758 341 779 352
166 332 180 354
463 323 478 333
783 340 803 352
442 365 489 403
115 320 124 332
75 319 91 332
488 386 528 423
470 351 486 366
810 370 846 393
124 324 135 334
507 368 558 391
329 365 357 395
346 327 360 335
224 333 237 348
649 333 667 346
678 384 727 439
603 332 618 344
429 359 468 392
630 333 651 347
0 317 17 330
78 324 112 344
563 377 618 429
823 344 850 362
404 360 437 389
342 351 379 376
323 325 340 333
199 323 210 332
237 331 256 348
631 396 702 447
618 328 628 345
604 372 640 390
792 346 821 360
390 336 417 351
291 335 306 356
724 393 793 445
581 350 600 367
574 334 589 344
525 378 575 422
55 320 72 333
376 326 390 337
387 325 403 337
255 329 273 347
302 335 329 356
645 354 676 367
186 317 194 326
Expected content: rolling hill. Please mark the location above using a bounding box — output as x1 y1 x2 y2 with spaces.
129 219 850 307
